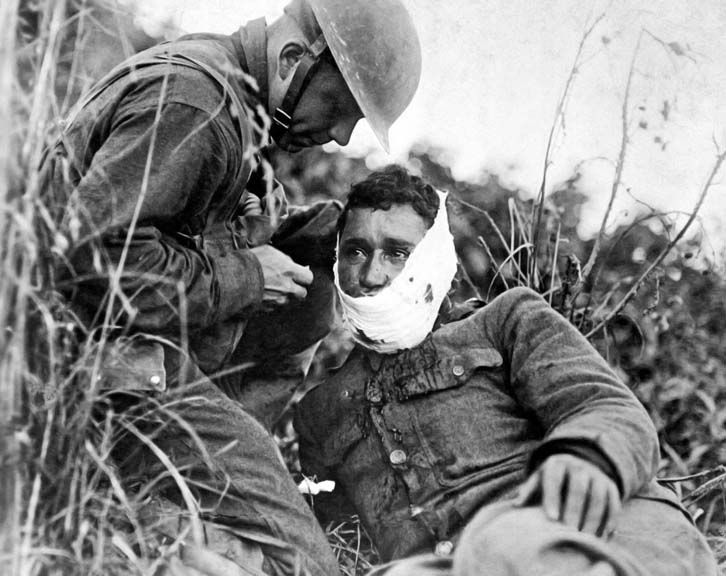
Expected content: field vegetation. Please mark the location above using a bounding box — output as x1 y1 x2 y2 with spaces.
1 1 724 574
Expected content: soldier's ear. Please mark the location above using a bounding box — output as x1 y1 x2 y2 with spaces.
278 42 306 80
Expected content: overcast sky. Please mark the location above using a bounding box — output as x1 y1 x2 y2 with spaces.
131 0 726 265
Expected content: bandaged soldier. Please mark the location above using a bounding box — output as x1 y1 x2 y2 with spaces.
294 165 718 576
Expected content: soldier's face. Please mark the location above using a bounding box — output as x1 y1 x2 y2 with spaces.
275 59 363 152
337 204 428 297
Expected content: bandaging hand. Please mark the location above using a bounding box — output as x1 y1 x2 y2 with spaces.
241 192 263 216
251 244 313 308
514 454 621 537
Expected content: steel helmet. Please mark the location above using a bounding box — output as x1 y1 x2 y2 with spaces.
281 0 422 152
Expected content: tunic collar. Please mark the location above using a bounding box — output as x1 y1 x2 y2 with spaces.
233 18 269 111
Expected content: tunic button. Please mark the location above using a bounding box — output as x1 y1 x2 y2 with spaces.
452 364 465 377
435 540 454 556
389 449 407 465
149 375 161 386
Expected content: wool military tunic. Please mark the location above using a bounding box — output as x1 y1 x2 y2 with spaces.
38 22 343 576
40 23 277 370
295 287 696 566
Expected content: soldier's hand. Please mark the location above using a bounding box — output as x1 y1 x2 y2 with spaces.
251 244 313 307
514 454 621 537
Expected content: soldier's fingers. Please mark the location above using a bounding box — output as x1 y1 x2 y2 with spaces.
580 477 609 534
288 282 309 300
599 482 622 537
291 265 313 286
263 291 288 305
514 470 542 507
562 468 590 530
608 482 622 520
268 280 308 302
541 460 567 523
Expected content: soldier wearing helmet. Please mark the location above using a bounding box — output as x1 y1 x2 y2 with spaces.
271 0 421 152
39 1 420 574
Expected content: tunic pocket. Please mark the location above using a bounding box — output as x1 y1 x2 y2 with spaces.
91 338 166 393
405 346 535 488
387 346 502 401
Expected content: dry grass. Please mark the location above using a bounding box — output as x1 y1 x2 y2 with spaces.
2 1 725 575
2 2 217 574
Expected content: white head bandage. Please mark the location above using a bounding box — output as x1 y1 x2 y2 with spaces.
334 189 458 354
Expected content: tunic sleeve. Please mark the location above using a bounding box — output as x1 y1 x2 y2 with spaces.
489 287 659 499
62 100 263 333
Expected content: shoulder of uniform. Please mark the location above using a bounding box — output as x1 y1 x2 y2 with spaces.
479 286 547 319
433 287 549 347
132 39 254 118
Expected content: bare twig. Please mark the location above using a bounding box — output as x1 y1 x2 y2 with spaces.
509 199 532 285
581 30 643 287
531 12 606 281
476 236 510 297
548 221 562 306
586 146 726 339
455 256 484 300
684 472 726 505
643 28 699 66
659 465 726 485
453 196 509 250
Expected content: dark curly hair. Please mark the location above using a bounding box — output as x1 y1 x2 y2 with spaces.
339 165 440 233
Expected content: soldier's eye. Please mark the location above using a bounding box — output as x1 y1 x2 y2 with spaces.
387 249 410 261
342 247 367 261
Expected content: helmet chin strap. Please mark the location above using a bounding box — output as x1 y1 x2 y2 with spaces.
270 35 328 143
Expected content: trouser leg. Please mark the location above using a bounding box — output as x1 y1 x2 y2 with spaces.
451 500 718 576
142 496 266 576
119 353 340 576
366 555 453 576
216 265 339 430
452 503 632 576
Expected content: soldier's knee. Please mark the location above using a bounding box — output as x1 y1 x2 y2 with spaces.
453 505 618 576
454 505 547 573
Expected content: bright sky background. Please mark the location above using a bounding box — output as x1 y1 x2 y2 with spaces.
130 0 726 266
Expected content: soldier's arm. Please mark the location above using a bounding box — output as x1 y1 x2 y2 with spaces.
65 101 264 333
487 287 658 533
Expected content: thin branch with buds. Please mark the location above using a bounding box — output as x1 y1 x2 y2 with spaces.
581 30 643 289
586 145 726 339
530 12 606 282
